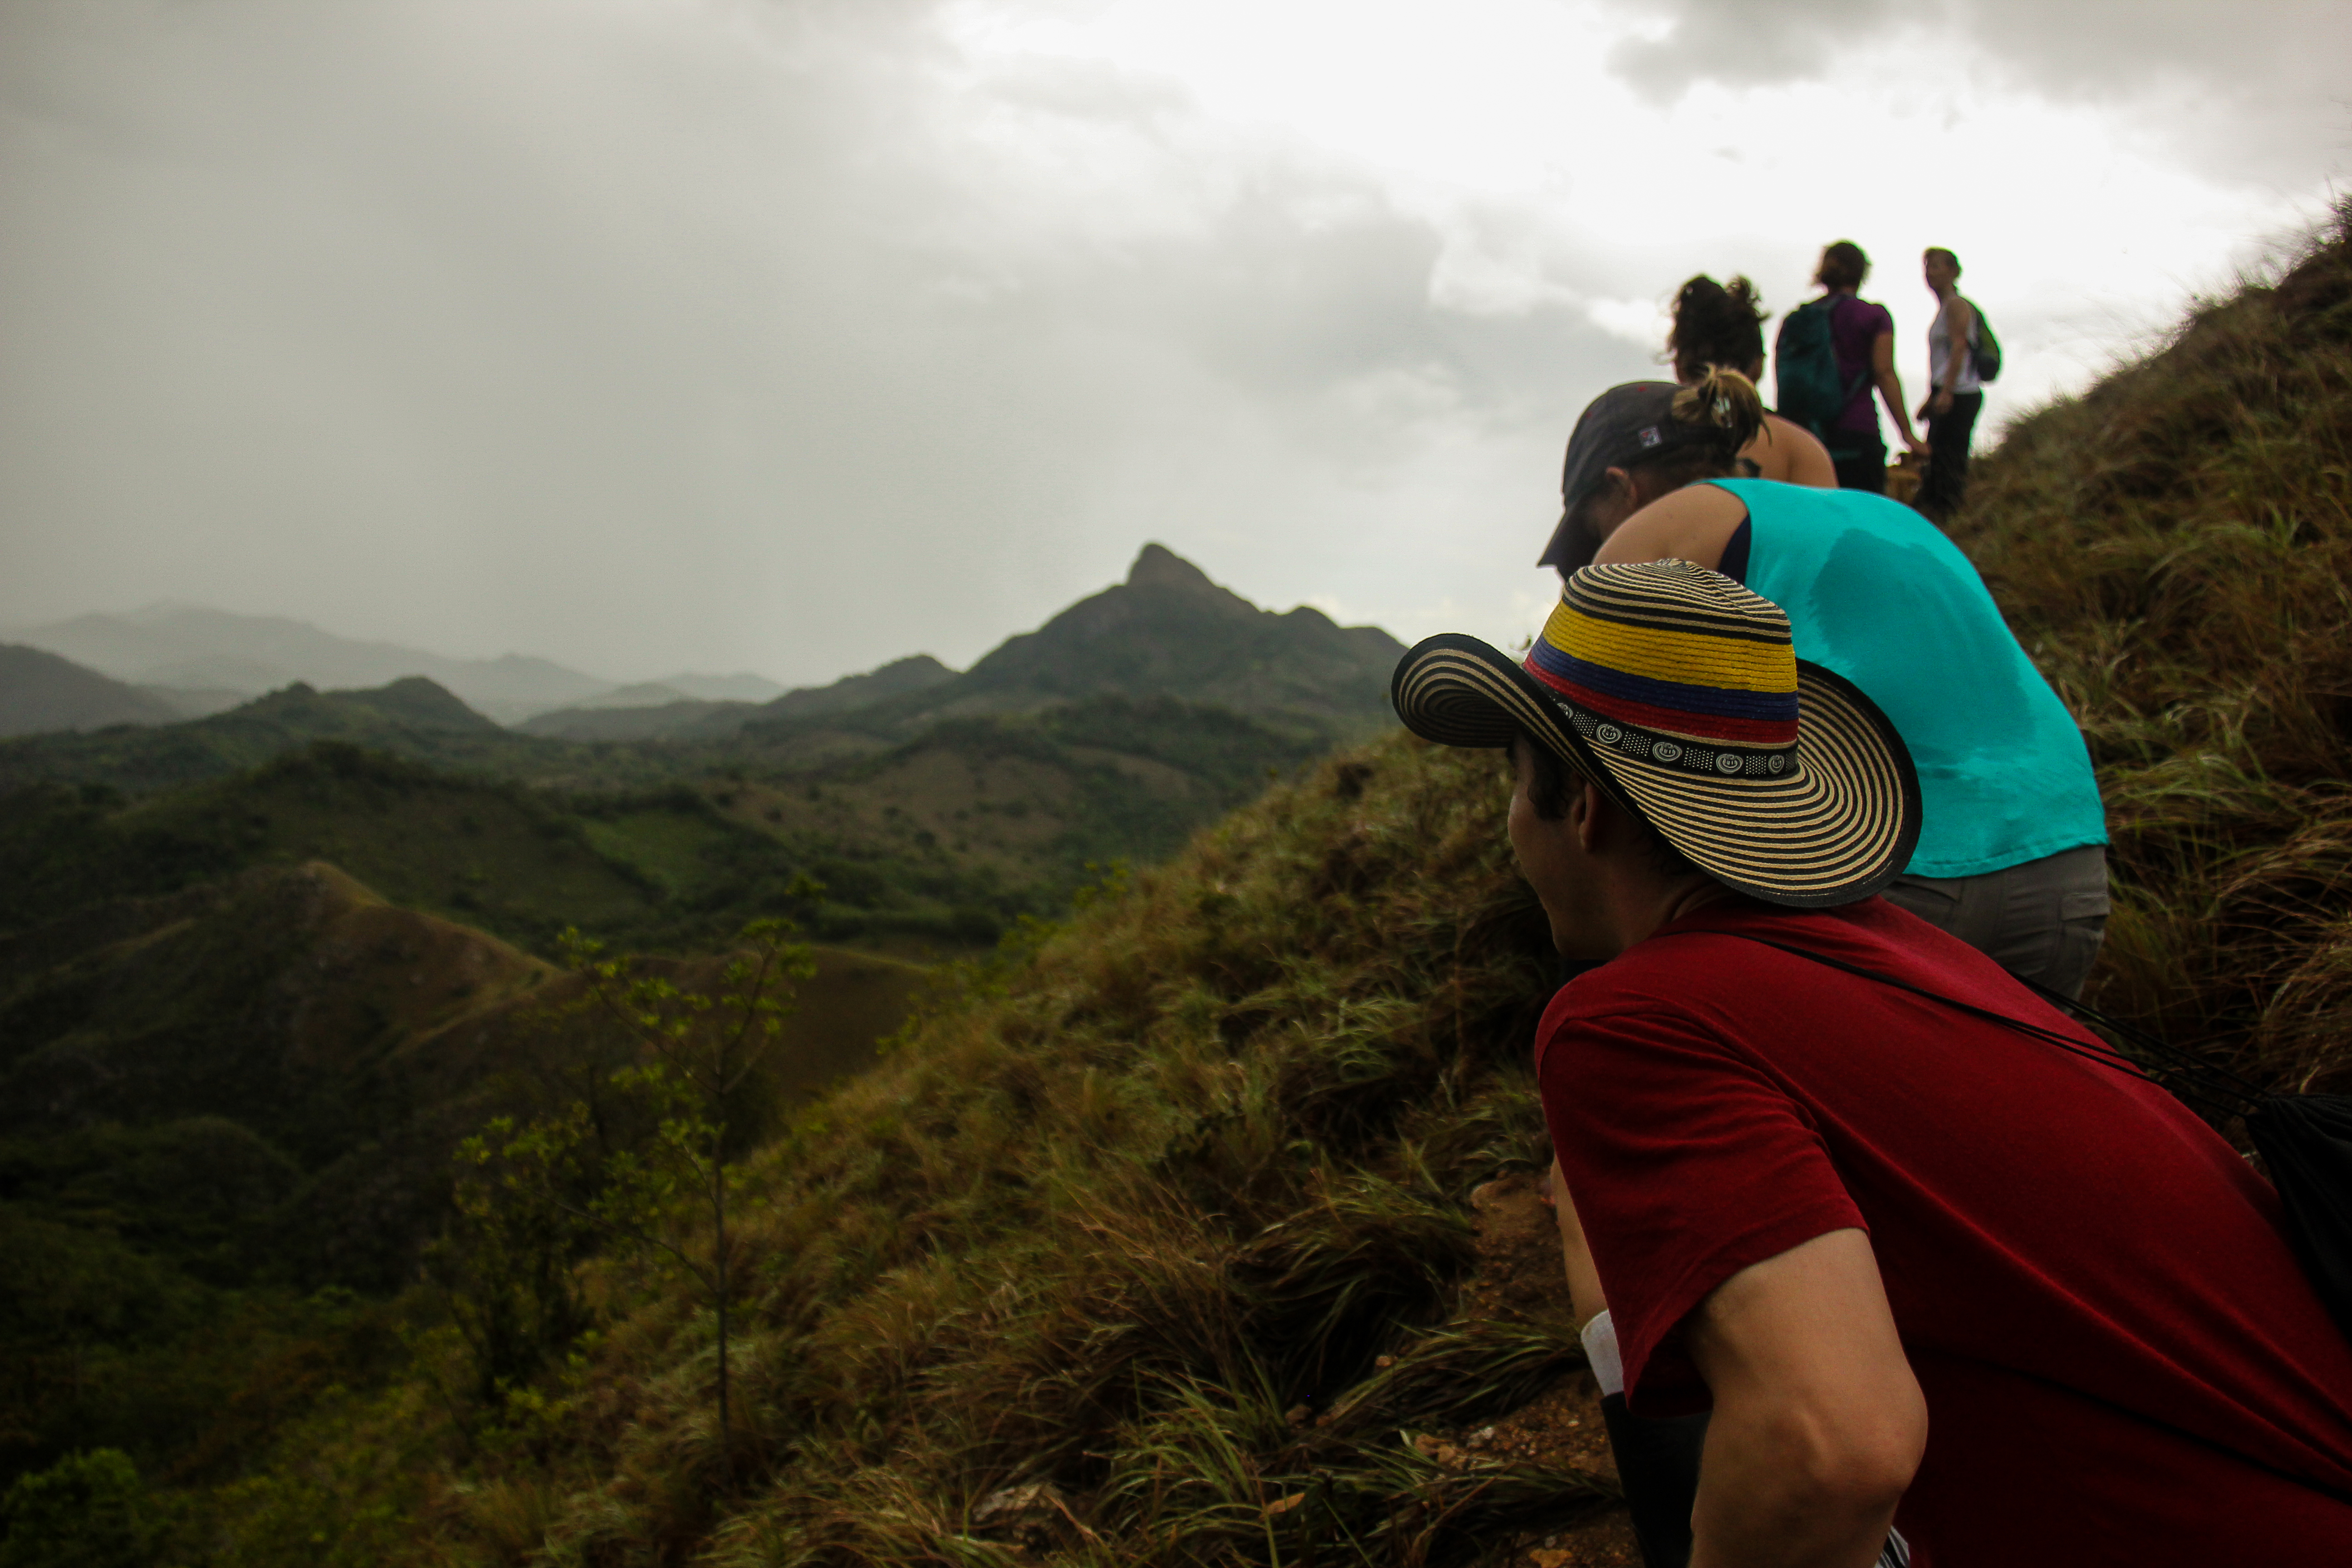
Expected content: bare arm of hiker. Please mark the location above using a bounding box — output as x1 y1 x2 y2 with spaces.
1686 1229 1927 1568
1550 1160 1609 1326
1742 413 1838 488
1873 330 1927 456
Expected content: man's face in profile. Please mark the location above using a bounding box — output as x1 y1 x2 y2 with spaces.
1505 740 1616 960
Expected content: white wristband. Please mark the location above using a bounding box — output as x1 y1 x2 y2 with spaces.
1579 1308 1625 1398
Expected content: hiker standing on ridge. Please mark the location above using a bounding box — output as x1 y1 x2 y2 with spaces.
1915 247 1985 524
1534 371 2108 1000
1774 241 1926 493
1665 274 1836 488
1390 569 2352 1565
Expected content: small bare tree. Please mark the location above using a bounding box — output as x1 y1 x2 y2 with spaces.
560 917 816 1467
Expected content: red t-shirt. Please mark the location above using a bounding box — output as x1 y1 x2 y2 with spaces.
1538 897 2352 1564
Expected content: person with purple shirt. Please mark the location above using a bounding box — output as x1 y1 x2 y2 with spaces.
1813 240 1926 493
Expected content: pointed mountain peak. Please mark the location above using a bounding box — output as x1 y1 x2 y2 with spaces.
1127 543 1216 594
1124 544 1259 618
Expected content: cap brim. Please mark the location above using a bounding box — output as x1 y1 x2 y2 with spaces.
1391 633 1921 908
1536 504 1598 574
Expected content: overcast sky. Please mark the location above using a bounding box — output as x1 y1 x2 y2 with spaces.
2 0 2344 686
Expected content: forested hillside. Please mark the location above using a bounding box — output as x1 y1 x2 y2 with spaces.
7 209 2347 1564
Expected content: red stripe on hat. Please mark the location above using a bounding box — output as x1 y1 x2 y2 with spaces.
1552 680 1799 746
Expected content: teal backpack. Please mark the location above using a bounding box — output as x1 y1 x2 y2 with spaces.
1773 296 1872 440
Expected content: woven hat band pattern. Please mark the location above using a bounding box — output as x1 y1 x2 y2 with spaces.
1525 564 1801 755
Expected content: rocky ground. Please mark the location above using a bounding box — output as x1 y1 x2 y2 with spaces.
1460 1171 1643 1568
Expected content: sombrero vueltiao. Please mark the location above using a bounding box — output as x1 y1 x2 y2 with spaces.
1392 559 1920 907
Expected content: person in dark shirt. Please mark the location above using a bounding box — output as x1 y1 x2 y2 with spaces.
1811 241 1925 493
1389 565 2352 1566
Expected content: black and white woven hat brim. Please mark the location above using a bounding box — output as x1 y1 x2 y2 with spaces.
1392 633 1921 908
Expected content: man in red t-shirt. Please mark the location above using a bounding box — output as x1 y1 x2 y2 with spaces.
1392 562 2352 1564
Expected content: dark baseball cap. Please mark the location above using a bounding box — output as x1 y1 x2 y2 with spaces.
1536 381 1704 573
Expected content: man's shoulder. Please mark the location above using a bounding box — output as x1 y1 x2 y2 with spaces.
1537 897 2022 1081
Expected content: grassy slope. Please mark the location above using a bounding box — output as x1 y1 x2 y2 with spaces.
1954 208 2352 1087
143 207 2352 1565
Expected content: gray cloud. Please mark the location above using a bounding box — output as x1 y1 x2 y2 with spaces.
0 0 1651 682
1605 0 2351 189
1607 0 1898 101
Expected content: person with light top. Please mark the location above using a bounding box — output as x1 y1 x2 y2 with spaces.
1389 563 2352 1565
1534 369 2107 1000
1913 247 1984 524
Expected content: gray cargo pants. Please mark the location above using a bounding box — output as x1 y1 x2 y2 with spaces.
1879 843 2111 1000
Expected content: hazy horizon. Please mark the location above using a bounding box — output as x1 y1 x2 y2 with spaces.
5 0 2346 691
0 537 1284 692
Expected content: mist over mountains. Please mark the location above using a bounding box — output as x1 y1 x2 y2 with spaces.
2 545 1403 752
2 603 784 727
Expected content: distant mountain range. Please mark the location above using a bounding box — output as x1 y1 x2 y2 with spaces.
3 546 1400 749
519 655 958 742
0 544 1404 813
522 545 1403 745
1 604 786 726
0 644 186 737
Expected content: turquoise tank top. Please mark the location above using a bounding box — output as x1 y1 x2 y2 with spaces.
1707 478 2106 877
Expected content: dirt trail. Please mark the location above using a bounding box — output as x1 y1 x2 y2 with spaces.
1461 1171 1643 1568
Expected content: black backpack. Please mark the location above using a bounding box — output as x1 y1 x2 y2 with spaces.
1967 298 2003 383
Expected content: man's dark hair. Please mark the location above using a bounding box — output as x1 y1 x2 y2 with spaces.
1815 240 1870 291
1924 246 1961 275
1513 730 1702 879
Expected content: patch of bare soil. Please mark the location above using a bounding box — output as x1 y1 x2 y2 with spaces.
1459 1171 1643 1568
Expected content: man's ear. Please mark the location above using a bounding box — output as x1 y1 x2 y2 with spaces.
1569 779 1606 855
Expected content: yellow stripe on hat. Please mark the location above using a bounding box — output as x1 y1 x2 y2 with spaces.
1541 604 1798 693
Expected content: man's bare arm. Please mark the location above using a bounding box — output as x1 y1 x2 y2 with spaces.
1686 1228 1926 1568
1550 1161 1608 1327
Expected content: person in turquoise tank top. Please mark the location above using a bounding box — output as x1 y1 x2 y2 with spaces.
1539 369 2108 999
